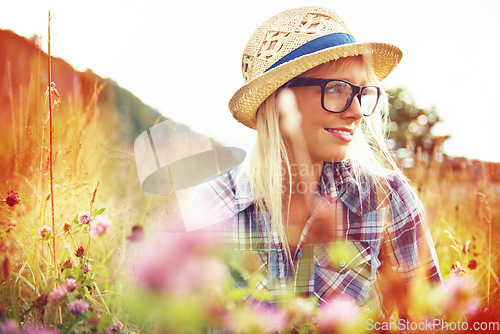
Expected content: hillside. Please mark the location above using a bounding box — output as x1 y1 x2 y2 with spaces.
0 29 165 145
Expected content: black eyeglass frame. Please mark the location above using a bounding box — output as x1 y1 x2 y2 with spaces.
285 77 381 116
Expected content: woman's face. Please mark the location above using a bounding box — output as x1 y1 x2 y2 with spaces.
283 56 367 165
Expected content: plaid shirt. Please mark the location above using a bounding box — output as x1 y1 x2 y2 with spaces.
192 160 442 312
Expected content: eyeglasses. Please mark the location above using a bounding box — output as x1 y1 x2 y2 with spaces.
285 78 381 116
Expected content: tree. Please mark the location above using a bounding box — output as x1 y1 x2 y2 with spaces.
386 87 446 159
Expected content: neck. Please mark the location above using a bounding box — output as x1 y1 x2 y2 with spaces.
283 154 324 209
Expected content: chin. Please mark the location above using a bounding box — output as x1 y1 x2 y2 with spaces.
321 151 347 163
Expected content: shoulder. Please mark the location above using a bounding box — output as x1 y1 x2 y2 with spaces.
385 172 425 223
184 165 254 230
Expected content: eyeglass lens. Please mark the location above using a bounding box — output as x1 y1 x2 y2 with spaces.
324 81 378 115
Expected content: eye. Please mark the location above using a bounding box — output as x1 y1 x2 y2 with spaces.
325 81 350 95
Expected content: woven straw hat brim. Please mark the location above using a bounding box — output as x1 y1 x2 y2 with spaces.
229 41 402 129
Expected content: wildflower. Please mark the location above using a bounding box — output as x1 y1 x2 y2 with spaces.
285 298 315 329
0 318 21 334
69 300 89 314
33 294 48 309
65 278 78 292
61 259 72 272
23 325 59 333
38 226 52 240
78 211 93 225
450 261 467 278
81 261 91 273
75 246 85 258
63 223 71 233
5 190 20 207
108 321 123 333
48 285 68 304
127 225 144 242
434 276 479 317
227 303 288 333
131 231 228 293
467 259 478 270
89 215 111 236
317 298 360 333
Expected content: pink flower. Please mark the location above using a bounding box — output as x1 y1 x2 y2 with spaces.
5 190 20 207
434 276 479 317
127 225 144 243
23 325 60 333
227 303 289 333
131 231 228 294
89 215 111 236
81 262 91 273
107 321 123 333
0 318 20 334
317 297 361 332
65 278 78 292
78 211 93 225
450 261 468 278
38 226 52 240
48 286 68 304
69 300 89 314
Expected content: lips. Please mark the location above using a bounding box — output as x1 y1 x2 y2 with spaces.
324 127 354 142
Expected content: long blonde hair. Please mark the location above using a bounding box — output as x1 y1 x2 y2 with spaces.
246 56 402 261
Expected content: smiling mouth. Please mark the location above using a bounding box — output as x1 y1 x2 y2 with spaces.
324 128 353 135
324 128 354 142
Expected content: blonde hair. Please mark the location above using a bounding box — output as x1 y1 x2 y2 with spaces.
246 55 402 262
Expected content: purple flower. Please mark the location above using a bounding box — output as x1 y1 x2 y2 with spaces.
48 286 68 304
65 278 78 292
81 262 91 273
69 300 89 314
38 226 52 240
89 215 111 236
107 321 123 333
5 190 20 207
78 211 93 225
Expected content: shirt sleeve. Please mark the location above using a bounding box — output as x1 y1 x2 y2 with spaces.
382 173 443 284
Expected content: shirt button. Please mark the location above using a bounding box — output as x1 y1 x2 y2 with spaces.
339 260 346 267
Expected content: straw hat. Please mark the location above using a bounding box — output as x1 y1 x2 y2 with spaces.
229 6 403 129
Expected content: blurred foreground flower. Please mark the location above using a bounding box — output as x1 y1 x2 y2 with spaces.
127 225 144 243
69 300 89 314
0 318 20 334
48 285 68 304
433 276 479 318
317 298 361 333
106 320 123 333
131 230 228 294
228 303 289 333
89 215 111 236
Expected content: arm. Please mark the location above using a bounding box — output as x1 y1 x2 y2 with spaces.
379 174 442 319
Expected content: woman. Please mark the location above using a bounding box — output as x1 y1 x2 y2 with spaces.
194 6 442 319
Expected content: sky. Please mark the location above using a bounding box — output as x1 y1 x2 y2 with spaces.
2 0 500 162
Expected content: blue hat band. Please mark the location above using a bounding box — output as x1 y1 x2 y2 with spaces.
265 32 356 72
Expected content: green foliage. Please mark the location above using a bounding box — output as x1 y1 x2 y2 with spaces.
387 87 445 154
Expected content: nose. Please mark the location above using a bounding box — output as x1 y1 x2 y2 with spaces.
341 95 363 121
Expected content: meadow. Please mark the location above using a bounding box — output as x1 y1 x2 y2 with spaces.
1 33 499 334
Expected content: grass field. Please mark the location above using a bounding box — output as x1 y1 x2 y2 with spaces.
1 53 499 333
